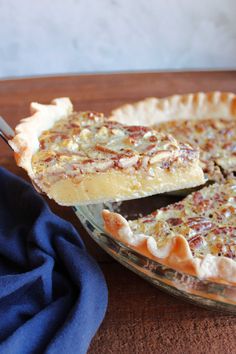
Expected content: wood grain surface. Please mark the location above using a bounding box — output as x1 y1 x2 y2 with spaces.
1 71 236 354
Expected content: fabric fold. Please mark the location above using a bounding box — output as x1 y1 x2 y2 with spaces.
0 167 107 354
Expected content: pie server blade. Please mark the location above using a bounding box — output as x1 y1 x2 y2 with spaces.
0 116 14 149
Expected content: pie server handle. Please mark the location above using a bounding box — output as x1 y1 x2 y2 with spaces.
0 116 14 150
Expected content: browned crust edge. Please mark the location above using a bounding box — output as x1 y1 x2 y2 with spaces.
102 210 236 285
8 98 73 178
109 91 236 126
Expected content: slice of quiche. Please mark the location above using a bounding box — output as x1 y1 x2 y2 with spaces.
9 98 205 206
110 92 236 182
102 178 236 284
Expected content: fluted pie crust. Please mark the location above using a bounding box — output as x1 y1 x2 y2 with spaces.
110 91 236 125
110 91 236 182
103 178 236 285
9 98 204 206
103 91 236 284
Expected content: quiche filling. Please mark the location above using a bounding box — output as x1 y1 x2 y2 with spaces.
32 111 200 189
104 178 236 261
155 118 236 182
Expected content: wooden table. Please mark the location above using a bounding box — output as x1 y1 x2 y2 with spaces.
1 71 236 354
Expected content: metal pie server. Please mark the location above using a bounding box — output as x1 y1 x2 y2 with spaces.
0 116 14 149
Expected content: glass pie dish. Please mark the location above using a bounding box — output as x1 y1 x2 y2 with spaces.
1 116 236 314
74 193 236 314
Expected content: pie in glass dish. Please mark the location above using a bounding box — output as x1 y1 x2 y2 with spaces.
103 177 236 285
102 91 236 285
8 98 204 206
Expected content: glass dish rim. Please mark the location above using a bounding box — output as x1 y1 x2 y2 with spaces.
74 203 236 313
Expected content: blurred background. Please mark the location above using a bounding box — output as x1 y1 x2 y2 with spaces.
0 0 235 78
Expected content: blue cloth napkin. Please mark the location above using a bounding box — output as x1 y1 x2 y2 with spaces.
0 167 108 354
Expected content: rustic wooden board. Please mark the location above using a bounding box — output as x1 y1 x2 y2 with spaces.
1 71 236 354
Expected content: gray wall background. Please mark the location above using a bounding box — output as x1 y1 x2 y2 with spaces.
0 0 235 78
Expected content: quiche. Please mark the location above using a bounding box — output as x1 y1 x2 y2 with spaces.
110 92 236 182
9 98 205 206
102 178 236 284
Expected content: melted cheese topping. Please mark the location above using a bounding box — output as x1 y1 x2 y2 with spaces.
155 118 236 182
32 112 199 189
128 178 236 259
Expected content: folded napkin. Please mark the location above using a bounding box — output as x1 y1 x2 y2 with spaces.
0 167 108 354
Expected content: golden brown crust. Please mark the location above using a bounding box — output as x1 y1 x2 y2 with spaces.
102 210 236 285
110 91 236 126
9 98 73 178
